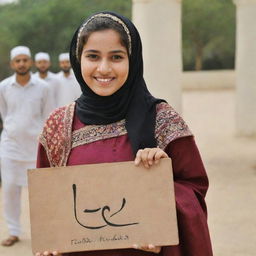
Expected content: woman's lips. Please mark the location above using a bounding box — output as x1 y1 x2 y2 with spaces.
94 77 115 85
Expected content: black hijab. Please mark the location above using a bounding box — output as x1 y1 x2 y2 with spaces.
70 11 165 155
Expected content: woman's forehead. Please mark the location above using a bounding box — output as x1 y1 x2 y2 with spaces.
83 29 128 53
76 13 132 60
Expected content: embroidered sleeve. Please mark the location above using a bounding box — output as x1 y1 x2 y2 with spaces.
39 103 75 167
155 102 193 150
71 119 127 148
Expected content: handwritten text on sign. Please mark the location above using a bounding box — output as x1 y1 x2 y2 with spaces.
73 184 139 229
28 159 178 254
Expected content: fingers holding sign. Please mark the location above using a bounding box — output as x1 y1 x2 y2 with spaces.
133 244 162 254
35 251 62 256
134 147 168 168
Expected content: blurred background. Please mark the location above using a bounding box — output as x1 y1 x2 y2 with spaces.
0 0 235 78
0 1 255 256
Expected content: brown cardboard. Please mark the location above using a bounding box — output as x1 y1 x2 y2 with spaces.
28 158 178 254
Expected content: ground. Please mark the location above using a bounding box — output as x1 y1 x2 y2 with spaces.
0 89 255 256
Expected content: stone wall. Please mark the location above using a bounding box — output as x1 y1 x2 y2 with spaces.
182 70 235 90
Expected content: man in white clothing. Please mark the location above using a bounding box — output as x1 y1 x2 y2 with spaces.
0 46 54 246
34 52 55 80
33 52 60 109
56 52 81 107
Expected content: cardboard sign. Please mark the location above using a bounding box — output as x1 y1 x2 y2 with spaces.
28 158 178 254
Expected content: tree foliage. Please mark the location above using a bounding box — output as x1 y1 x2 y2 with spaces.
182 0 236 70
0 0 131 79
0 0 236 79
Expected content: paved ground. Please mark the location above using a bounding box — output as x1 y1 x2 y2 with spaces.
0 89 256 256
183 90 256 256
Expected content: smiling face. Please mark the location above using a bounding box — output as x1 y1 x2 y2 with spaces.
80 29 129 97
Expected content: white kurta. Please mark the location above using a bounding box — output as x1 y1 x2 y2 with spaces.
56 70 81 107
33 71 61 109
0 74 55 164
0 73 55 236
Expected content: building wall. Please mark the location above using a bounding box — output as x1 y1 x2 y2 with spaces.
182 70 235 90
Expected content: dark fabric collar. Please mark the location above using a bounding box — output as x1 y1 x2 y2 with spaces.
70 11 165 155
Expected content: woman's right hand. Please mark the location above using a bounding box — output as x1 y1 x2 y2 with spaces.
134 147 168 168
35 251 62 256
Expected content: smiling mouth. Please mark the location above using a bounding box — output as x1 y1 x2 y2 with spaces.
94 77 115 85
95 77 114 82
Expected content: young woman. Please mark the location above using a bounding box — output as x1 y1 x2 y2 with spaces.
36 11 213 256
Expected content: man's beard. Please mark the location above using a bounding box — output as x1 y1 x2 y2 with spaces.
37 68 49 74
16 68 30 76
62 67 71 74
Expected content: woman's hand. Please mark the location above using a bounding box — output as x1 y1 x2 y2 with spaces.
35 251 62 256
133 244 161 254
134 147 168 168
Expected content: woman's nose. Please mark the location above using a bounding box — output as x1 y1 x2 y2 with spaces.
97 59 111 74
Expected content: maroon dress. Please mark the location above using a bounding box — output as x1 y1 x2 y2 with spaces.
37 102 213 256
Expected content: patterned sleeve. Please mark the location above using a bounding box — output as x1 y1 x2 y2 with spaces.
38 103 75 167
155 102 193 150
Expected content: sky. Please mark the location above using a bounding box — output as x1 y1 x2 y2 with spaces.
0 0 18 4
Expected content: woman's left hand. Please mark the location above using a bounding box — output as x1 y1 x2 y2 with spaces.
134 147 168 169
133 244 161 254
35 251 62 256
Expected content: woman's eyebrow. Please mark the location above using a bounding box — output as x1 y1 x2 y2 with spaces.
83 49 99 53
83 49 127 55
110 50 127 54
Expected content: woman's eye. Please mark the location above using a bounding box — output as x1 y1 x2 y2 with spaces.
112 55 123 61
86 54 99 60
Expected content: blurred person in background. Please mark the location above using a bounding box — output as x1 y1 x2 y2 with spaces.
33 52 61 109
33 52 56 80
0 46 54 247
56 53 81 107
0 117 2 185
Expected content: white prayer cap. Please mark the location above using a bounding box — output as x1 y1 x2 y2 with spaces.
35 52 50 61
10 46 31 60
59 53 70 61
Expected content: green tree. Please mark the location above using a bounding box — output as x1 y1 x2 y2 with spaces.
182 0 236 70
0 0 131 80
